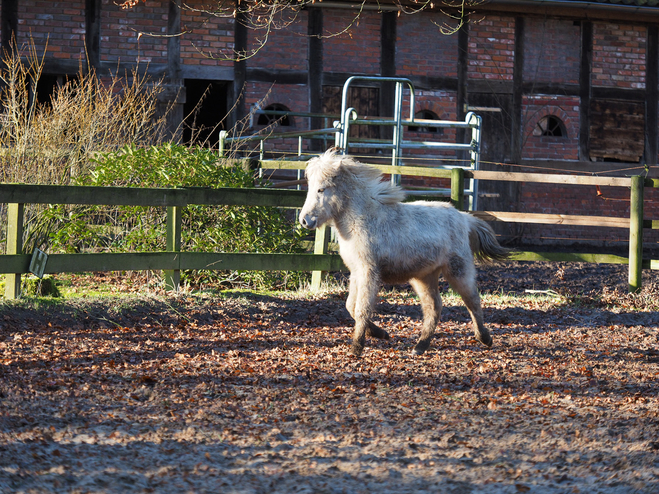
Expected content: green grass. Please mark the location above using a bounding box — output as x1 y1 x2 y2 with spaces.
2 271 657 314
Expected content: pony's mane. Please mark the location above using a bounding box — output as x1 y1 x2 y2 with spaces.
307 149 406 205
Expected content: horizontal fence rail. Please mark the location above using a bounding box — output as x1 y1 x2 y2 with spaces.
0 183 307 208
0 183 338 299
0 252 345 276
1 164 657 299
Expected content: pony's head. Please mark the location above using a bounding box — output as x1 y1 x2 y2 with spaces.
299 149 405 230
299 149 343 230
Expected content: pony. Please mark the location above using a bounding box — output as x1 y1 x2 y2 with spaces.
299 149 510 356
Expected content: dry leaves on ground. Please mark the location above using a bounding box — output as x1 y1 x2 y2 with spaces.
0 262 658 493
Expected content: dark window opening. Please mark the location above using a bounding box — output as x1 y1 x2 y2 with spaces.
35 74 62 106
533 115 566 137
25 74 73 110
409 109 444 134
257 103 294 127
183 79 229 147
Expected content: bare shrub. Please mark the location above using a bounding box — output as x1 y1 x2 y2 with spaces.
0 39 169 185
0 40 170 256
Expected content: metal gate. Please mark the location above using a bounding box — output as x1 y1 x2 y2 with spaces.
220 76 483 209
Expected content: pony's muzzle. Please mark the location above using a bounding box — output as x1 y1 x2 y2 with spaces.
300 215 317 230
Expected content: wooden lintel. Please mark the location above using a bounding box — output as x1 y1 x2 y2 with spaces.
468 80 513 95
180 65 234 81
475 2 659 23
245 68 308 85
592 87 646 102
522 82 579 97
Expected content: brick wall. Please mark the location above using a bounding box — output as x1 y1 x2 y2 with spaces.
323 9 380 75
247 11 308 71
523 18 580 85
401 90 462 165
410 90 458 121
244 81 311 156
16 1 86 61
521 95 580 161
180 2 234 67
397 13 458 78
515 182 659 251
592 23 646 89
468 15 515 80
6 4 659 253
101 0 167 65
245 82 309 119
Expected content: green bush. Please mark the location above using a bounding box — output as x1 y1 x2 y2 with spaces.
43 144 307 289
22 275 61 298
0 40 169 258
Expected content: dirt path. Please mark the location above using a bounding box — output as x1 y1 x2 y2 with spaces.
1 262 658 493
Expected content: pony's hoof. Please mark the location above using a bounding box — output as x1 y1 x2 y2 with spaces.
412 341 430 356
349 343 364 357
477 334 493 348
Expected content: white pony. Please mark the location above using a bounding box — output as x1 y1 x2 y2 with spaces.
299 150 509 356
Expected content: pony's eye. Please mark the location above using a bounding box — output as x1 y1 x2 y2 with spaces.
318 188 325 193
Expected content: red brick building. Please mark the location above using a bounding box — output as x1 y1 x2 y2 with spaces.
2 0 658 252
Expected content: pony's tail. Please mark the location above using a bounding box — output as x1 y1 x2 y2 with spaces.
469 217 511 263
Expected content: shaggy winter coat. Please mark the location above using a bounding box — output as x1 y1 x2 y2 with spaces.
300 150 509 356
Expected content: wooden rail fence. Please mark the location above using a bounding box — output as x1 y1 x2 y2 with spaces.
1 162 657 299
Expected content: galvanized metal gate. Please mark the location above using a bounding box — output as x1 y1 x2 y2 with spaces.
220 76 482 209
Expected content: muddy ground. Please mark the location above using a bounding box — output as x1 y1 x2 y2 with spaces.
0 261 658 493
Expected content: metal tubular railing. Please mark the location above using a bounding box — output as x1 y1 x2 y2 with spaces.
219 76 482 209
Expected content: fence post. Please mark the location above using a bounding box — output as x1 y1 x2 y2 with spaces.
5 203 24 300
628 175 644 293
164 205 182 291
310 224 331 291
451 167 465 211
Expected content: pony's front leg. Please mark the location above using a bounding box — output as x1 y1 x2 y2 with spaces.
349 270 380 356
346 273 390 341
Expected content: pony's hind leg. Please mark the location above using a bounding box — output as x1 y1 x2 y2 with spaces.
346 273 390 341
409 268 443 355
443 255 493 347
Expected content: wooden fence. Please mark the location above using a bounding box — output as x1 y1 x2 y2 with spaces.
1 161 657 300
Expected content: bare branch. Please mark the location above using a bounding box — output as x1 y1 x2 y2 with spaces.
119 0 477 62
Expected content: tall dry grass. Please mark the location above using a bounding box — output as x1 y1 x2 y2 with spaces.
0 40 173 256
0 40 170 185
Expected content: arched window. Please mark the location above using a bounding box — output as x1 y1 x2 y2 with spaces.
533 115 566 137
257 103 294 127
409 110 443 134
